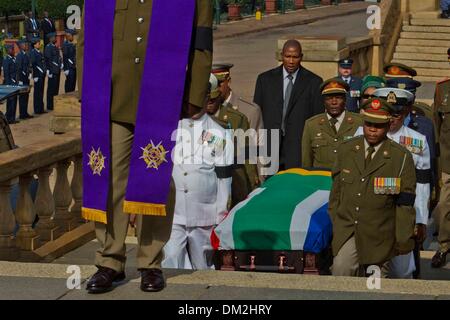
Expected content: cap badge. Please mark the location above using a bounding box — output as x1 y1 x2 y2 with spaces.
387 92 397 104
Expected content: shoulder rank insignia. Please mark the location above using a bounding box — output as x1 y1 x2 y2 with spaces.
374 177 401 195
399 136 423 154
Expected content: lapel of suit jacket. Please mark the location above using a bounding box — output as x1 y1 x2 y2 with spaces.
286 67 308 116
363 139 390 177
274 66 284 118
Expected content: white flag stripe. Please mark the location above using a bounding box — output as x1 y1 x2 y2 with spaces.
289 190 330 250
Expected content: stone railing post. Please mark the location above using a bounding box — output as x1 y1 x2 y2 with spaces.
0 180 19 260
70 155 84 226
54 159 73 232
35 165 60 242
15 174 40 253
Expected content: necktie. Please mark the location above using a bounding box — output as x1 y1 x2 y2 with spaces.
329 117 338 134
282 74 293 135
365 145 375 168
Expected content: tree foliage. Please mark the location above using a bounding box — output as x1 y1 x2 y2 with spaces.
0 0 84 18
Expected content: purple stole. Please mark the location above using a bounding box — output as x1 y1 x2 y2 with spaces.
81 0 196 223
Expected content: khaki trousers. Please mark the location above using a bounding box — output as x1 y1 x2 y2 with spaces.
433 172 450 253
332 236 390 278
94 122 175 272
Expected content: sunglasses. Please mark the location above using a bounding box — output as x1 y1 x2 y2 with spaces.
362 94 374 99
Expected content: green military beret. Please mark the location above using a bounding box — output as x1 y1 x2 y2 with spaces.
320 78 349 95
361 75 386 93
361 98 394 124
384 62 417 78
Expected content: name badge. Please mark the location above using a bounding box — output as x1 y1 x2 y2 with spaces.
399 136 423 155
374 177 401 195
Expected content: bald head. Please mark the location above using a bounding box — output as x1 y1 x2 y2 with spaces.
282 40 303 74
282 40 302 54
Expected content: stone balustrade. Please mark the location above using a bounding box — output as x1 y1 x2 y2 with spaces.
0 131 84 261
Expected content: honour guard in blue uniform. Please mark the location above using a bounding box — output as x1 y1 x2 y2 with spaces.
15 39 33 119
44 32 62 110
338 58 363 113
2 44 19 124
30 37 46 114
63 29 77 93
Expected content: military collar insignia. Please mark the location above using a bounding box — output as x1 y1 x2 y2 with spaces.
347 116 354 124
232 105 238 110
387 91 397 104
355 145 361 151
320 118 326 125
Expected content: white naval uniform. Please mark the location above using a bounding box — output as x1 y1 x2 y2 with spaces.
355 126 431 278
162 114 233 270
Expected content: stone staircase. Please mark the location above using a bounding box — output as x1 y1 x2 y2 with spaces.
392 11 450 82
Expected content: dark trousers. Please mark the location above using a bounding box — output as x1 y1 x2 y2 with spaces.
19 79 30 118
46 73 60 110
33 77 45 114
65 69 77 93
5 97 17 123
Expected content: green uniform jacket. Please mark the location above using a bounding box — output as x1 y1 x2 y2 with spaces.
77 0 213 124
302 111 362 169
435 79 450 174
328 136 416 265
216 105 260 206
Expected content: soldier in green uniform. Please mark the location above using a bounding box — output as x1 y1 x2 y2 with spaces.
78 1 213 294
206 74 259 207
430 48 450 268
329 98 416 277
302 78 362 169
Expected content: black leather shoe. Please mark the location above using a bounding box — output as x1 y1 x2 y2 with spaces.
86 266 125 294
140 268 165 292
7 120 20 124
431 250 448 268
19 115 34 120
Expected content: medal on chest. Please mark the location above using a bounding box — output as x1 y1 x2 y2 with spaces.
374 177 401 195
399 135 423 155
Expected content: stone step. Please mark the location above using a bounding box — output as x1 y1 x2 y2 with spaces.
396 45 449 54
411 18 450 27
392 59 450 70
393 52 448 62
415 76 446 83
403 25 450 34
401 31 450 40
410 11 441 20
415 68 450 77
398 38 450 47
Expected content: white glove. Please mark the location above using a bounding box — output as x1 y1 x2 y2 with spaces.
46 70 50 77
64 70 69 76
60 63 64 70
34 78 39 83
48 73 53 79
28 74 32 80
18 81 23 85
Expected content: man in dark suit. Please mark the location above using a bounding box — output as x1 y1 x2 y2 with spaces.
24 11 40 43
338 58 362 113
254 39 323 172
41 11 56 47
